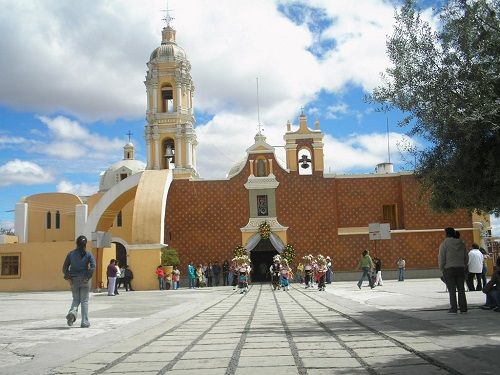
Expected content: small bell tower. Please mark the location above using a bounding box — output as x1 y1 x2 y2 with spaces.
144 14 197 179
283 111 325 174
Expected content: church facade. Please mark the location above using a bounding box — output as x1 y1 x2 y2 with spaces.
0 23 485 291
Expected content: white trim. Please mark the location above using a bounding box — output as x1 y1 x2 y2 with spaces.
82 172 143 241
241 217 288 233
128 243 165 250
244 174 279 190
338 227 477 236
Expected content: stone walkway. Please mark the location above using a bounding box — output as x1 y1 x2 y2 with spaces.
0 279 498 374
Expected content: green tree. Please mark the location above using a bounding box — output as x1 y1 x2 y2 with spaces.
161 247 180 266
370 0 500 214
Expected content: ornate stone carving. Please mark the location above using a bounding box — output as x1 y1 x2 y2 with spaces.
241 217 288 233
244 174 279 190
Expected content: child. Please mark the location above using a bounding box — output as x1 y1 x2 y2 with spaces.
280 259 290 291
238 263 249 294
270 255 282 291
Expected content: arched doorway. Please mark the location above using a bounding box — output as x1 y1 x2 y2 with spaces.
115 242 127 267
250 239 278 282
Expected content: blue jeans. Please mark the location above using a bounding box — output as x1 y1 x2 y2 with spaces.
188 277 196 288
398 268 405 281
486 290 500 307
68 276 90 327
357 267 374 288
158 277 165 290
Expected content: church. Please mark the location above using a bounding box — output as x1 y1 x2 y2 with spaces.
0 22 486 291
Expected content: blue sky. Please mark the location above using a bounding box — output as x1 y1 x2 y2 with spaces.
0 0 496 234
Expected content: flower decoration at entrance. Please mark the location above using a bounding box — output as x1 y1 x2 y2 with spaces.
259 221 271 239
282 244 295 265
234 245 247 258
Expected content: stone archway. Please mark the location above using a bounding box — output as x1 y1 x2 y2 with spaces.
250 239 278 282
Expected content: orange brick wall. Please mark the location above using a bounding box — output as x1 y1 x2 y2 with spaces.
165 152 473 272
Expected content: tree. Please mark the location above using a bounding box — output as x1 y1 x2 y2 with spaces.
370 0 500 214
161 247 180 266
0 227 15 235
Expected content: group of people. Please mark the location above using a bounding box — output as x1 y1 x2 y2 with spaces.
270 255 292 291
107 260 134 295
439 227 499 313
185 261 230 289
155 265 181 290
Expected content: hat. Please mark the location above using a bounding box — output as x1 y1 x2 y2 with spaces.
326 256 331 260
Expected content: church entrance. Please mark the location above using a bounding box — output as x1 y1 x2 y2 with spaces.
250 239 278 282
115 242 127 267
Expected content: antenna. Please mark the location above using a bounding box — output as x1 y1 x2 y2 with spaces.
256 77 263 134
386 115 391 163
162 0 174 27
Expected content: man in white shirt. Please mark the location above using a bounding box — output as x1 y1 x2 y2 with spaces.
467 243 484 291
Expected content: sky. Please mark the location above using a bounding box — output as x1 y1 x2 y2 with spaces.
0 0 497 235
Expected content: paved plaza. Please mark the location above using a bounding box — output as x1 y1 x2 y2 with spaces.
0 278 498 375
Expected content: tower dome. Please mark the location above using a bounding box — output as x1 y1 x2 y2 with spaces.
149 26 187 62
99 142 146 192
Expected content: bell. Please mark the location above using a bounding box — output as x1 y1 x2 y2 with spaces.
165 144 174 161
300 162 310 169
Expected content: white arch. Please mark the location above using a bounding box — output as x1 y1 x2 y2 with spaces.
81 172 143 240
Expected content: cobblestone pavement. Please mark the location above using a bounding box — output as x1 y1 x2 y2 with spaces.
0 279 498 375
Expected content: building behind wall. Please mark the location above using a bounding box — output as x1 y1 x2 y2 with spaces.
0 21 490 291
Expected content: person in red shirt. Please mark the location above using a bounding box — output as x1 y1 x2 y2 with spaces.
155 265 165 290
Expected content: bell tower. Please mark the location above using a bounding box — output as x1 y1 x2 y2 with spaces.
283 112 325 174
144 19 197 179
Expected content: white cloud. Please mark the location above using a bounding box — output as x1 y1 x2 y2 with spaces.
0 159 53 186
490 216 500 237
37 115 124 161
57 180 98 196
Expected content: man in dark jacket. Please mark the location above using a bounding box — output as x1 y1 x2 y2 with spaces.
481 257 500 312
438 227 468 313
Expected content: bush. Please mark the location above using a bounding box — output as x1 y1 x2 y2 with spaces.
161 248 180 266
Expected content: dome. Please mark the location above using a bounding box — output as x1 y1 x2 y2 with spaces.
99 159 146 192
227 158 246 179
149 26 187 62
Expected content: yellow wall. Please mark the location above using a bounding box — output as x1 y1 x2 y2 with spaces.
128 248 162 290
0 241 74 291
108 199 134 244
26 193 82 243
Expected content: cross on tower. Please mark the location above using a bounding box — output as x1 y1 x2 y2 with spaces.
126 131 133 143
162 0 174 27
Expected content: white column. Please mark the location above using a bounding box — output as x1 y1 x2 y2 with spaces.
189 92 194 115
186 139 192 167
176 137 183 168
192 144 197 170
176 84 182 112
15 202 28 244
154 137 160 170
153 85 158 113
75 204 88 240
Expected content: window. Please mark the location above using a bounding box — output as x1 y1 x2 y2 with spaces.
117 211 123 227
120 173 128 181
257 195 269 216
0 254 20 277
46 211 51 229
382 204 398 229
55 211 61 229
298 148 313 175
161 85 174 112
256 159 267 177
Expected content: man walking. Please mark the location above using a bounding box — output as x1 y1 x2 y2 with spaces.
439 227 468 313
62 235 96 328
467 243 484 291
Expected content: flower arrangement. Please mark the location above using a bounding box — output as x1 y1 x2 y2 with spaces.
234 245 247 257
232 255 250 265
302 254 315 264
273 254 282 263
316 254 327 266
259 221 271 239
282 244 295 265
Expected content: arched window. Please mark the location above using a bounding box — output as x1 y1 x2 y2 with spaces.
255 158 268 177
46 211 51 229
163 138 175 169
117 211 123 227
55 211 61 229
161 84 174 113
298 148 313 175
